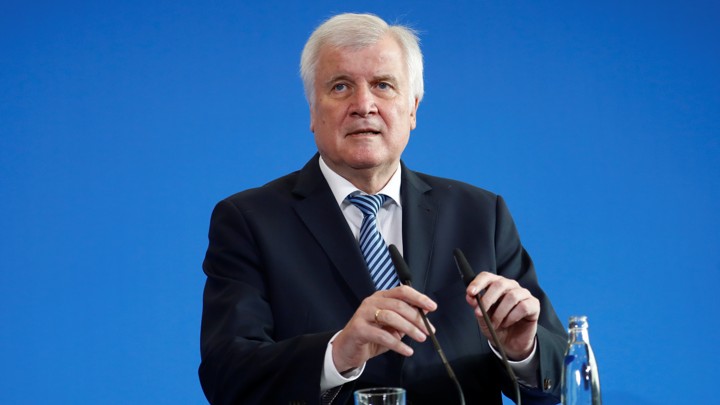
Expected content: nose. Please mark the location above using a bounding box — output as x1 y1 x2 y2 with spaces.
350 85 377 117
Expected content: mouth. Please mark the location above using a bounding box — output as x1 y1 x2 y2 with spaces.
347 129 382 136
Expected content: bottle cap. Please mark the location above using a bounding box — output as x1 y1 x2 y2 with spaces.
568 315 588 329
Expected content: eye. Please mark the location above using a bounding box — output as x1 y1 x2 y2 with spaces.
332 83 347 92
377 82 391 90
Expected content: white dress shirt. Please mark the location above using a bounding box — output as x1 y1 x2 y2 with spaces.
316 156 539 392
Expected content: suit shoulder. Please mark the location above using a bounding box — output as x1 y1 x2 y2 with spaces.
410 170 499 203
217 170 301 210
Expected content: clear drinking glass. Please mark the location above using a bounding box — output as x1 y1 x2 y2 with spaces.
354 387 406 405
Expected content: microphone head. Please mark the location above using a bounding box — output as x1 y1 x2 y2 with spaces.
388 244 412 285
453 248 476 286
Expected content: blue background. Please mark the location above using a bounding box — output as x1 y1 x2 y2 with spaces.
1 1 718 404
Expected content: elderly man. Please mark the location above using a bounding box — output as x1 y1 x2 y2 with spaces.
200 13 566 405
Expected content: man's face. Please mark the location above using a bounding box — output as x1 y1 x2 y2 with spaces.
310 35 419 181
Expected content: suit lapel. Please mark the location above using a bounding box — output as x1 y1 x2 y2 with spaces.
289 157 437 302
292 155 376 303
400 164 437 294
291 158 438 381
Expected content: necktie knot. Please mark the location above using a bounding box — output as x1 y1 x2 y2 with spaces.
347 194 388 217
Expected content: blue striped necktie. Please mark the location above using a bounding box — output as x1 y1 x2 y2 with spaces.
347 194 400 290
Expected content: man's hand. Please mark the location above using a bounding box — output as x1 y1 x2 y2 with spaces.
331 285 437 373
465 272 539 360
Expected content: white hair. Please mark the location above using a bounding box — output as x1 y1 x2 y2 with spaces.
300 13 424 107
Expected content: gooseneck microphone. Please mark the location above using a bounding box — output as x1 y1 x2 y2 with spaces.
453 248 522 405
388 245 466 405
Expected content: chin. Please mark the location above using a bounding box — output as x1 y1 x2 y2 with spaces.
345 153 386 168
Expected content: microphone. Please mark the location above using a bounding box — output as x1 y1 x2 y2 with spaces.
453 248 521 405
388 245 465 405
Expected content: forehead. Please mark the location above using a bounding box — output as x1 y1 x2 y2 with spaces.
315 35 407 81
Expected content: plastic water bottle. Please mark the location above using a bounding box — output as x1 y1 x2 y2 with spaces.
561 315 601 405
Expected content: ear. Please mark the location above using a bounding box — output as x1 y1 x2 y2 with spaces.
309 105 315 133
409 97 420 130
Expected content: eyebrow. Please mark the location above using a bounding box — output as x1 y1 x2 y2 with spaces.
325 74 353 87
324 74 400 87
373 74 399 85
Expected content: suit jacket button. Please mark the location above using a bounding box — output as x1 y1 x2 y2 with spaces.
543 378 553 390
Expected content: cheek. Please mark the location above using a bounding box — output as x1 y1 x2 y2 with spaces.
388 106 414 131
316 107 344 130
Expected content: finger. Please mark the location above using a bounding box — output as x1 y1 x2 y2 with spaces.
332 322 396 371
478 277 520 318
500 296 540 328
466 271 498 296
489 287 532 328
383 285 437 312
368 325 415 357
375 295 435 337
375 308 428 342
364 287 436 336
465 292 479 308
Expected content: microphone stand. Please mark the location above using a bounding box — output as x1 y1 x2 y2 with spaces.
453 248 522 405
388 245 466 405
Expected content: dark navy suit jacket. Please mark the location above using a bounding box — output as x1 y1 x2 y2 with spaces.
200 155 566 404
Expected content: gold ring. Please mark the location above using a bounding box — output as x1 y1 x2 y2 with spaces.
374 309 383 324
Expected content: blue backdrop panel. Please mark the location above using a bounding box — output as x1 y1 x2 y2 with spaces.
1 1 718 404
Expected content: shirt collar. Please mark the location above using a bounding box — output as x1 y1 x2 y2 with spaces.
318 155 402 207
